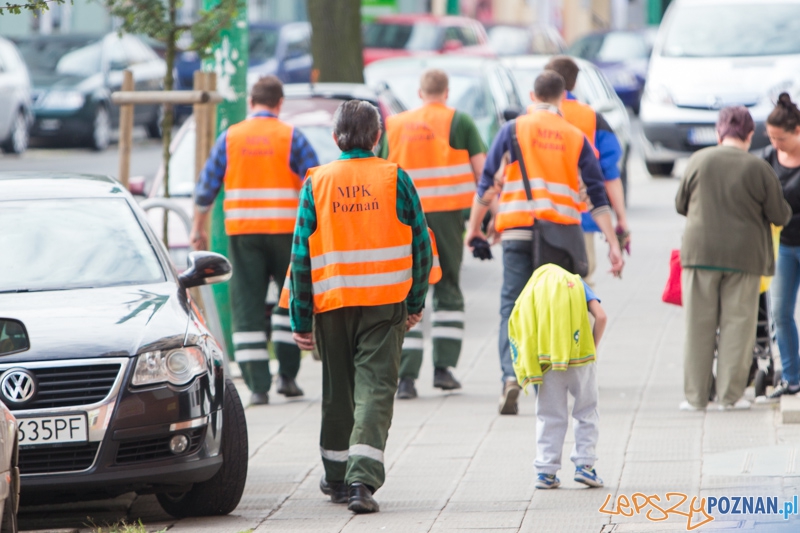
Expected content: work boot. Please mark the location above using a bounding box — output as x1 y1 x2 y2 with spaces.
433 367 461 390
249 392 269 406
499 378 520 415
396 377 418 399
319 476 348 504
347 482 379 513
277 374 304 397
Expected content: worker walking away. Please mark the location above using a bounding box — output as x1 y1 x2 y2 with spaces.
544 57 630 285
382 68 487 399
465 70 624 415
290 100 432 513
190 75 320 406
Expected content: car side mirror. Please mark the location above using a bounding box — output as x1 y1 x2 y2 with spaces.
179 251 232 288
502 107 522 121
0 318 30 356
129 175 146 196
442 39 463 52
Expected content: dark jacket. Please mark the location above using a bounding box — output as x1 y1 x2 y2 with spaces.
763 146 800 246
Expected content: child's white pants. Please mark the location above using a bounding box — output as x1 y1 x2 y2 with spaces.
534 363 599 475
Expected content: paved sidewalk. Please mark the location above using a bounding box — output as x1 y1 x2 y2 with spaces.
19 161 800 532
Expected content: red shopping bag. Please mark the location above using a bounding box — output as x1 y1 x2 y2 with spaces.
662 249 682 306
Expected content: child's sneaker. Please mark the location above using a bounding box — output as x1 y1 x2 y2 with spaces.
574 465 604 488
535 473 560 489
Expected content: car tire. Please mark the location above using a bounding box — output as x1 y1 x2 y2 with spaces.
645 161 674 178
156 378 248 518
146 106 163 139
1 111 28 155
88 106 111 152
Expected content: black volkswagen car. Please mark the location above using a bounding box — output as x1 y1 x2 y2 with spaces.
0 173 247 518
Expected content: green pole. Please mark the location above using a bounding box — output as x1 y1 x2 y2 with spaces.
446 0 459 15
203 0 248 359
647 0 663 25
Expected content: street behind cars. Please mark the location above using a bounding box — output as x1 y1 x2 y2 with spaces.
502 55 632 192
0 173 247 518
12 33 166 151
365 56 523 146
0 37 33 156
640 0 800 176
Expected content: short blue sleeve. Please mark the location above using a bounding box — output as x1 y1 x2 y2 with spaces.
582 281 600 303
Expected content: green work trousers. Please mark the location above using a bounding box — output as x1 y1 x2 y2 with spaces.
316 303 406 491
400 210 465 379
229 233 301 394
682 267 761 408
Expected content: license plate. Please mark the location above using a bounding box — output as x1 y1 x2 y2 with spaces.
17 414 88 447
38 119 61 131
688 127 717 146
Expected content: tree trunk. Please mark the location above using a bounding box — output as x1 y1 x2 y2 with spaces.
161 0 178 250
308 0 364 83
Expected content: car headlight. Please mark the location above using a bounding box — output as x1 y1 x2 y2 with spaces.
643 83 674 105
132 347 208 386
38 91 85 110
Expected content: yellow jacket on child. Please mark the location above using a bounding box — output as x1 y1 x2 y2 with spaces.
509 264 596 391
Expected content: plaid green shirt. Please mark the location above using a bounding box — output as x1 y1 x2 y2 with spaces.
290 148 432 333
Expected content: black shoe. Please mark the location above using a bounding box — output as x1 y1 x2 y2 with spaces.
396 377 418 399
319 476 348 504
767 381 800 400
249 392 269 406
277 374 304 397
347 482 379 513
433 367 462 390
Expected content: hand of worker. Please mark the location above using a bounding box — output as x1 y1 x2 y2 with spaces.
608 242 625 278
406 312 423 332
615 222 631 255
293 332 315 351
465 228 488 252
189 226 209 251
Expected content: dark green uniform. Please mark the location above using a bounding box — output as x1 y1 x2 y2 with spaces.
380 111 487 379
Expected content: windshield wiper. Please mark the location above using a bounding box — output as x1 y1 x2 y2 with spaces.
0 287 96 294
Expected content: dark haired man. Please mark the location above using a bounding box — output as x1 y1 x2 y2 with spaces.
190 75 319 406
545 56 629 286
290 100 432 513
466 70 624 415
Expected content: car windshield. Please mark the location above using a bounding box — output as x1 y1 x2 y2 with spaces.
569 32 648 62
662 3 800 57
379 72 492 118
15 37 103 76
0 198 165 292
363 22 442 51
249 27 280 64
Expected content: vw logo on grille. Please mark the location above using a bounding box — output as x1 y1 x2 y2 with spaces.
0 369 36 404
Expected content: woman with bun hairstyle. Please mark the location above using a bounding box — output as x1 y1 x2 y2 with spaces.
764 93 800 399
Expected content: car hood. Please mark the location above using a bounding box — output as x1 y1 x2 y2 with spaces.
648 55 800 107
0 282 190 363
30 71 102 93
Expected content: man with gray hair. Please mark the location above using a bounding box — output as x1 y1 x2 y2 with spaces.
289 100 432 513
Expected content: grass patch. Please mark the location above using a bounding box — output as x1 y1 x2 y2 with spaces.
87 518 167 533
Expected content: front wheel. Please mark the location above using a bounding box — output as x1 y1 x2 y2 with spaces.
156 378 248 518
88 106 111 151
1 111 28 155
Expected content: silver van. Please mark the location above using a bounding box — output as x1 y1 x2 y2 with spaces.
0 37 32 155
640 0 800 176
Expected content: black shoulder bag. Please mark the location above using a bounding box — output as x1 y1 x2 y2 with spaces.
509 122 589 277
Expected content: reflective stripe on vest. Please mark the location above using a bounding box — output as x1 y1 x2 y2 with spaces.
428 227 442 285
222 117 301 235
279 265 291 310
386 104 474 212
495 112 586 232
308 158 413 313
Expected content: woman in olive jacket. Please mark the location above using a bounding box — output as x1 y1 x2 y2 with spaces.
676 106 792 411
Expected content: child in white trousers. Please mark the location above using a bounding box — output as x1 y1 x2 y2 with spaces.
534 283 606 489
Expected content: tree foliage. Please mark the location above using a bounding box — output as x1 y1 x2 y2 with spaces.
308 0 364 83
0 0 64 15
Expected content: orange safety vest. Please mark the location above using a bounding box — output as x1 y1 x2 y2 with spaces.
222 117 302 235
495 111 586 232
386 103 474 213
308 157 413 313
279 227 441 310
529 101 598 157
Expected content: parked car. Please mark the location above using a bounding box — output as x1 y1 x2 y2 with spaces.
501 55 632 194
363 14 495 65
640 0 800 176
568 30 652 113
173 22 312 121
144 82 406 264
12 33 166 150
365 56 523 146
0 37 33 156
485 23 566 56
0 172 247 518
